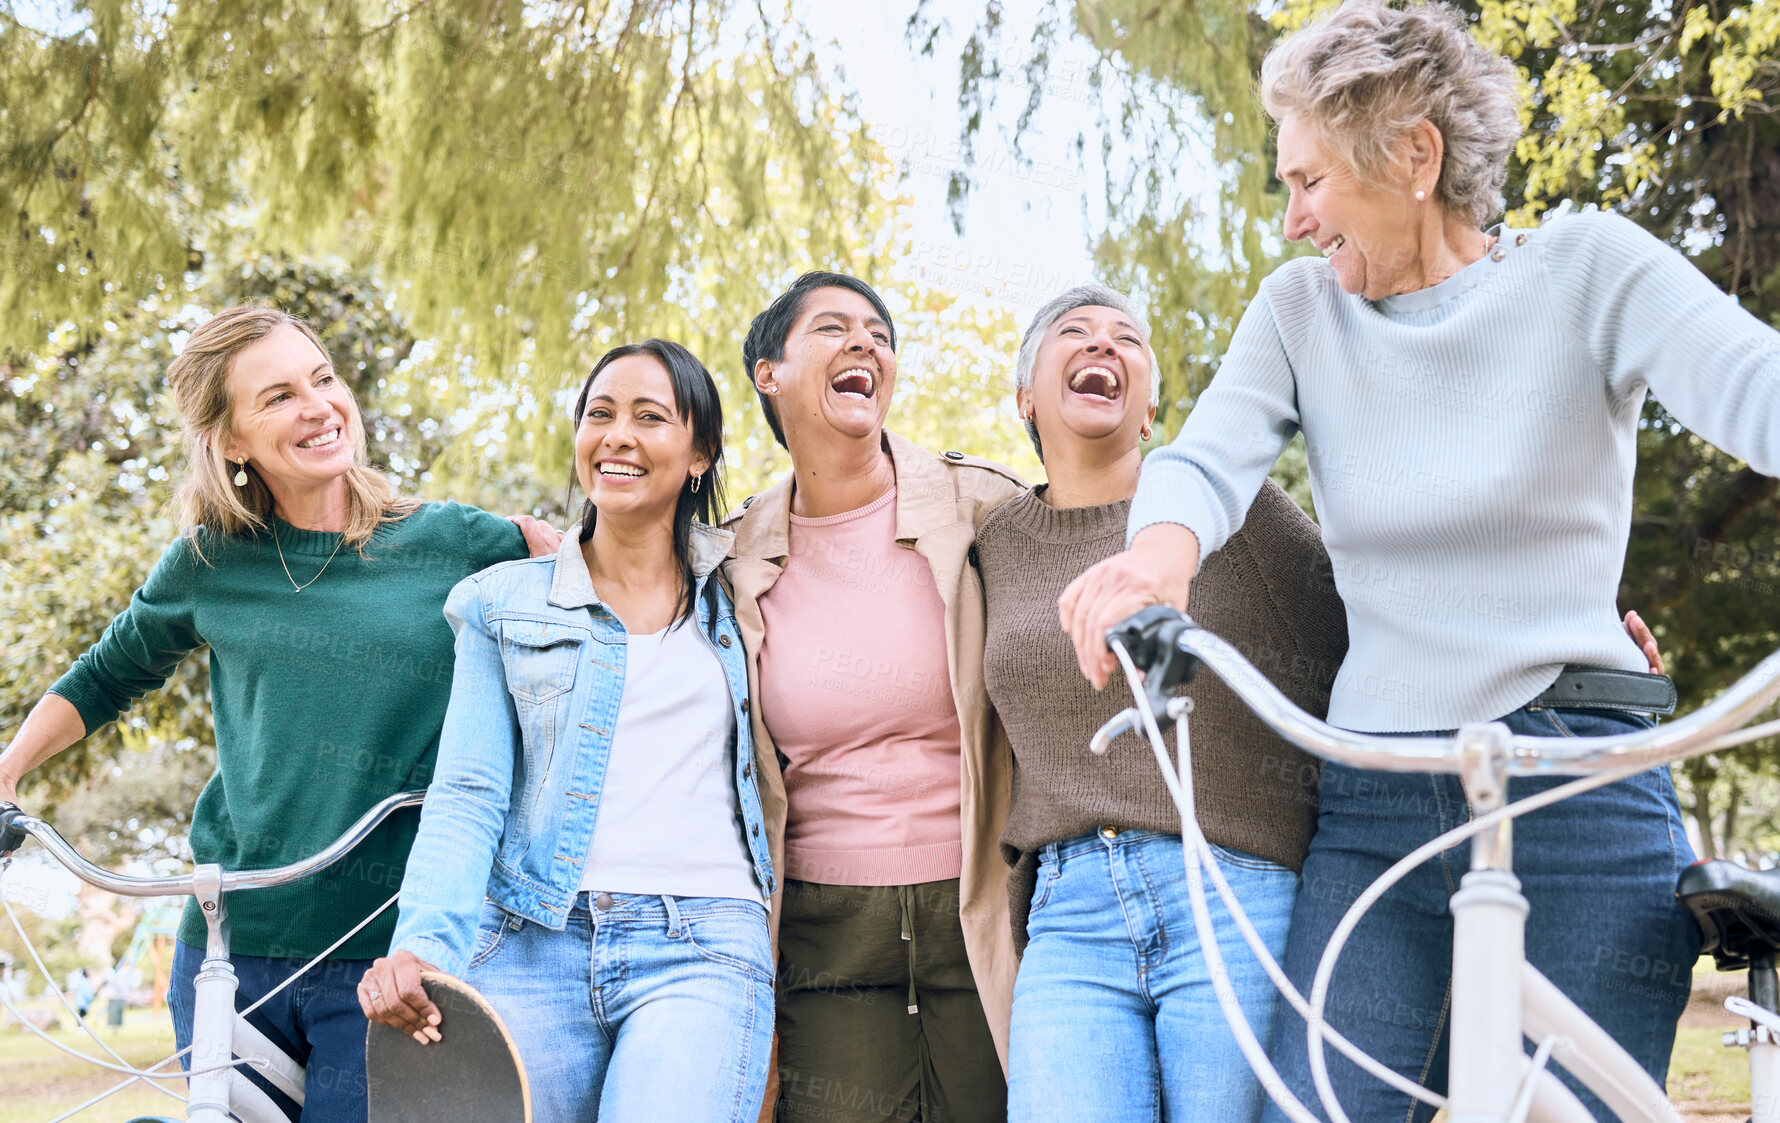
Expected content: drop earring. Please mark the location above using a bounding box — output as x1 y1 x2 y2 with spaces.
690 473 702 493
233 459 248 487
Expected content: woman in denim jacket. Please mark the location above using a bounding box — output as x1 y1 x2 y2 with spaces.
360 339 778 1122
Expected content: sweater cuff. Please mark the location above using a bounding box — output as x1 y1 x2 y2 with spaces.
1126 459 1224 570
46 670 116 738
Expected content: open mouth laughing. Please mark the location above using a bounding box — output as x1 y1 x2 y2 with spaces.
830 367 876 400
1068 365 1122 401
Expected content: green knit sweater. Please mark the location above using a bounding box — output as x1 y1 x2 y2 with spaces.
50 502 525 960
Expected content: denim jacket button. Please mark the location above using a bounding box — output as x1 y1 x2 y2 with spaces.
743 763 752 779
740 698 750 715
751 824 761 838
718 634 733 647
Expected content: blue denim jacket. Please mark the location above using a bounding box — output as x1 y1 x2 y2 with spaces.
389 522 776 977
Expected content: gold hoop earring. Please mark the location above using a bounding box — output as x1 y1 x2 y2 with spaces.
233 459 248 487
1140 426 1153 441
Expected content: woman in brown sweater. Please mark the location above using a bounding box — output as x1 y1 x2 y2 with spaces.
975 284 1348 1123
978 284 1666 1123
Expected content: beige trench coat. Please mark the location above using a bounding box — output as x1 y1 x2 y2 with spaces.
721 431 1025 1081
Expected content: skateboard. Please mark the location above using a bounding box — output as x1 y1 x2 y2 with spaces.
366 971 531 1122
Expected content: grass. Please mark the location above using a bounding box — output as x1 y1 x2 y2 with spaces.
0 1009 183 1123
1671 1023 1749 1106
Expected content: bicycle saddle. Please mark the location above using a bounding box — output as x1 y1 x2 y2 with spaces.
1678 859 1780 970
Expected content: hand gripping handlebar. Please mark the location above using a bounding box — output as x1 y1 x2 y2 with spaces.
1095 607 1780 775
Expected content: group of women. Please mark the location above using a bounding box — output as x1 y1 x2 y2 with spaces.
4 2 1779 1121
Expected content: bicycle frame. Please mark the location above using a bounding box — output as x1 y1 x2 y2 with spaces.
1728 971 1780 1123
1098 611 1780 1123
0 790 424 1123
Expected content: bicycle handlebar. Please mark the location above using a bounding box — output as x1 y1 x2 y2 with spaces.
1097 609 1780 776
0 789 426 898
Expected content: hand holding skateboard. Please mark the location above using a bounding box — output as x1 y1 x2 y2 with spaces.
359 949 443 1043
366 971 532 1122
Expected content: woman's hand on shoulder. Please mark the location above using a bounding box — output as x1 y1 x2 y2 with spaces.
358 949 444 1043
506 515 562 559
1058 523 1201 689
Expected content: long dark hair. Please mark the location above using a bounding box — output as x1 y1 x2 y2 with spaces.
570 339 726 628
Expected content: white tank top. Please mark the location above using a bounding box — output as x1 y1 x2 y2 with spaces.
579 619 760 902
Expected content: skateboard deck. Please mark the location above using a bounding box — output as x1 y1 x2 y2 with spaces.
366 971 530 1122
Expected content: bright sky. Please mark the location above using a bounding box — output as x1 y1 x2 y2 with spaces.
799 0 1110 321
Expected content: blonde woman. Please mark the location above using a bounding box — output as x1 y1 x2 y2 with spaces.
0 306 549 1121
1062 3 1780 1119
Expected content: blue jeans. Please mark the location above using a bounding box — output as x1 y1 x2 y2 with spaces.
465 892 773 1122
1259 706 1701 1123
1008 829 1299 1123
169 941 373 1122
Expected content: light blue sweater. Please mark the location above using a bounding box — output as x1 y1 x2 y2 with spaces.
1130 211 1780 732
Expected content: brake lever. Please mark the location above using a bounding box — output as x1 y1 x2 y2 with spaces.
1087 608 1202 755
1091 710 1142 755
0 801 27 856
1108 606 1201 725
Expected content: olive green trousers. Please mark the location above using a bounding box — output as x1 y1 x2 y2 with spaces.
774 878 1006 1123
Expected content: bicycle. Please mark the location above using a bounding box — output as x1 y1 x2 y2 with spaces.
0 790 424 1123
1092 606 1780 1123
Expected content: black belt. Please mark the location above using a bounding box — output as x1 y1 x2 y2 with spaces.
1534 665 1676 715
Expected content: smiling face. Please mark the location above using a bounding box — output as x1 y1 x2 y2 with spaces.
1276 113 1426 300
1021 304 1155 455
220 324 359 495
573 353 708 526
754 286 898 445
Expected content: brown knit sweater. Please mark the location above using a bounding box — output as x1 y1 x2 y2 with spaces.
976 480 1348 952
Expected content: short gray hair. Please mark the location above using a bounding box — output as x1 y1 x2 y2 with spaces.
1260 0 1521 225
1015 285 1160 458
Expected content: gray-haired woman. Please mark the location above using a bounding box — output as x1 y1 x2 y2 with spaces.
1058 2 1780 1120
977 284 1347 1122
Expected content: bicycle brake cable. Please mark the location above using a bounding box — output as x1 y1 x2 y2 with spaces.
1111 639 1328 1123
1112 636 1448 1123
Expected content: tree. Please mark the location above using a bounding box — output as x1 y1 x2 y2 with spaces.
926 0 1780 852
1 1 904 467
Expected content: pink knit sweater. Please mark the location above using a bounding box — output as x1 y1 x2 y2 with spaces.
755 488 964 886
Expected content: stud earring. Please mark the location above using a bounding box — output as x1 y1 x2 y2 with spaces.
1415 189 1426 201
233 459 248 487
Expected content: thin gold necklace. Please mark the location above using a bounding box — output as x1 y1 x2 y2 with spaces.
274 520 344 593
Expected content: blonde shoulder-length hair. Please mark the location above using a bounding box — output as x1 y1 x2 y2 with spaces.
169 305 419 558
